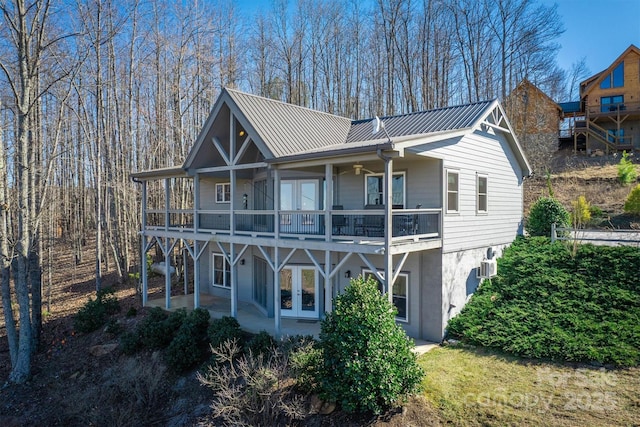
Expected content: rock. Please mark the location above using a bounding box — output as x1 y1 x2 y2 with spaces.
319 401 336 415
89 343 118 357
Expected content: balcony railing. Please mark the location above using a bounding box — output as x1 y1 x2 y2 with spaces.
586 101 640 116
144 207 442 242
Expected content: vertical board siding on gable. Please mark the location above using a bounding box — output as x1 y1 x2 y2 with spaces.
417 131 524 253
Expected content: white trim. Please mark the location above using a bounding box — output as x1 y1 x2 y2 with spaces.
362 268 409 322
364 171 406 207
216 182 231 203
476 173 488 214
445 169 459 214
211 252 231 288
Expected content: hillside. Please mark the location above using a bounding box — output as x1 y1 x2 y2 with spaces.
0 151 639 425
524 150 640 229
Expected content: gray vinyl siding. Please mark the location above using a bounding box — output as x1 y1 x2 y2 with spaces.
414 129 524 253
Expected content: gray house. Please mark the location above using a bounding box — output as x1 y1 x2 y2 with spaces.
132 88 531 342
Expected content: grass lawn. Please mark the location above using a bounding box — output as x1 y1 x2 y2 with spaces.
418 346 640 426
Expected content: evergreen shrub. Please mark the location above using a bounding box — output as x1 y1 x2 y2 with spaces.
447 236 640 366
526 197 570 236
74 287 121 333
318 276 423 414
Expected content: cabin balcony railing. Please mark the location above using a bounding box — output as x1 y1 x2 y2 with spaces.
144 208 442 242
586 101 640 117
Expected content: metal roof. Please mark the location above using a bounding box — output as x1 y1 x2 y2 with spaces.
558 101 582 114
346 100 494 143
226 89 352 158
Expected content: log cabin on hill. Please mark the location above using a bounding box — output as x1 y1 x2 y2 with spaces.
560 44 640 153
504 78 562 137
131 88 531 342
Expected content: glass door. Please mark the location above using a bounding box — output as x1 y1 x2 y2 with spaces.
280 266 319 318
280 180 319 233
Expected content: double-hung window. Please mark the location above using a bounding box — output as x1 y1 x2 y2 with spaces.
446 170 459 213
362 269 408 322
212 253 230 288
216 183 231 203
477 174 488 213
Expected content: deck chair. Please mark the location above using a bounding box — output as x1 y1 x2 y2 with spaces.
332 205 347 235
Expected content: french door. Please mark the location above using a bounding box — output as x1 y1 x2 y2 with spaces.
280 179 319 233
280 266 319 318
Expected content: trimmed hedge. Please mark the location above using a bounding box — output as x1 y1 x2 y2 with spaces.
447 237 640 366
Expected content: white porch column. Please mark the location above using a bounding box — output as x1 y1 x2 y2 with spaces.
324 250 332 314
193 241 200 308
193 174 200 309
273 168 281 337
324 163 332 241
384 157 394 301
165 238 171 309
165 178 172 309
141 180 148 306
231 243 237 317
274 246 281 337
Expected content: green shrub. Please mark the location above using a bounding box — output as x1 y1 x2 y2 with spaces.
624 184 640 216
104 318 123 335
318 276 423 414
207 316 243 349
617 151 637 185
164 330 203 373
74 287 121 333
526 197 570 237
447 236 640 366
182 307 210 336
589 205 604 219
163 309 211 373
137 308 183 350
120 331 142 355
289 339 322 393
246 330 277 356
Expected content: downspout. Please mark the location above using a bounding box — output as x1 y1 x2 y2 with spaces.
377 147 394 301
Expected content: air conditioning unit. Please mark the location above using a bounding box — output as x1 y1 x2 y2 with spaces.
476 259 497 279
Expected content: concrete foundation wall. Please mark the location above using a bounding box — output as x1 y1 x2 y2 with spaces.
440 244 508 339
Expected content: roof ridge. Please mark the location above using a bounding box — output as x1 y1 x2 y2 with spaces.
224 87 352 123
352 99 496 124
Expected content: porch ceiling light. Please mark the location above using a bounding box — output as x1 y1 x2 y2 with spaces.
239 130 246 137
353 164 364 175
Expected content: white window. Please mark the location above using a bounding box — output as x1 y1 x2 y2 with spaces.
364 172 405 207
216 183 231 203
362 269 408 322
446 170 459 213
477 174 488 213
212 253 230 288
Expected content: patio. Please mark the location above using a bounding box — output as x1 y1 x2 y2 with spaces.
146 294 321 337
146 294 437 354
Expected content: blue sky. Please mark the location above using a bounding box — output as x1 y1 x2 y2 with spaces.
550 0 640 75
235 0 640 77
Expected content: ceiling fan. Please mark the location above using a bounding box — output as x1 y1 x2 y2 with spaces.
352 163 376 175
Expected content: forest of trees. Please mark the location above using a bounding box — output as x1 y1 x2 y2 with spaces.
0 0 575 383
